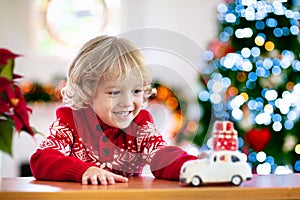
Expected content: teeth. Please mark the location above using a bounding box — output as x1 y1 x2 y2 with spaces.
114 111 130 117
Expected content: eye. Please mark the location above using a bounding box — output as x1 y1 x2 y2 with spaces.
132 89 143 95
107 91 120 96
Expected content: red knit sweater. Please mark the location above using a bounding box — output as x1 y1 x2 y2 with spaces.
30 106 197 182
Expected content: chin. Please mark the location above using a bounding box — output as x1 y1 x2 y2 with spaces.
116 123 131 129
108 120 130 129
112 116 135 129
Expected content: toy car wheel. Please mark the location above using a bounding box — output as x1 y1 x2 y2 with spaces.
231 175 242 186
190 176 202 186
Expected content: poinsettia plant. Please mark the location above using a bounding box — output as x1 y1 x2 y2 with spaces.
0 48 35 155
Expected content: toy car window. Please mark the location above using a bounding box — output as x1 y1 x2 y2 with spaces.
220 154 230 162
231 155 240 163
220 155 226 161
213 156 217 162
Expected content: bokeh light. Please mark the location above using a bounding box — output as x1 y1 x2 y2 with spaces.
265 41 275 51
200 0 300 173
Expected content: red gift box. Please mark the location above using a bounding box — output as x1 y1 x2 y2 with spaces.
212 121 238 151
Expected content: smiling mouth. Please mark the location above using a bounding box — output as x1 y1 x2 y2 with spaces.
112 111 132 117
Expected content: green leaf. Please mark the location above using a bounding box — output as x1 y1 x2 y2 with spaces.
0 119 14 155
0 59 14 80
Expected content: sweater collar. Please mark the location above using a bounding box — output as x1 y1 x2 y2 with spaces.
84 106 120 136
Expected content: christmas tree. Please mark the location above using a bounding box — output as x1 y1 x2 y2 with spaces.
196 0 300 174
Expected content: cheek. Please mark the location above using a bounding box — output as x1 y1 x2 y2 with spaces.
134 96 144 107
93 101 112 123
93 97 112 114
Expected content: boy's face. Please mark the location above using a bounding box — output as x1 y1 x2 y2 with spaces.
93 69 144 129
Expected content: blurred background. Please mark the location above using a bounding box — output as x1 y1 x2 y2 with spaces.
1 0 300 177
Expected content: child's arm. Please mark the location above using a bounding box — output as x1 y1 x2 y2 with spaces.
150 146 198 180
30 117 97 182
31 145 128 184
30 148 95 182
135 110 198 180
30 107 97 182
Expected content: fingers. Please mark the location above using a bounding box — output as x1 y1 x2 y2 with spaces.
90 174 100 185
82 174 99 185
97 173 128 185
113 174 128 183
106 175 115 185
81 167 128 185
82 176 89 185
97 174 118 185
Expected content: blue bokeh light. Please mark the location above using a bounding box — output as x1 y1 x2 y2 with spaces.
284 120 294 130
220 32 230 41
282 27 290 36
292 60 300 71
265 156 275 165
248 72 257 81
246 80 256 89
238 137 244 148
266 18 278 27
224 26 234 36
272 114 282 122
290 25 299 35
263 58 273 69
251 47 260 57
273 28 283 37
255 21 265 29
294 160 300 171
198 91 210 101
272 66 282 75
248 152 257 162
203 50 214 61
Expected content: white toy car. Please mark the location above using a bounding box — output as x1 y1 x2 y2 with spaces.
180 150 252 186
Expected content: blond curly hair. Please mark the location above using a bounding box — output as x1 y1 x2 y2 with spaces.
61 35 152 109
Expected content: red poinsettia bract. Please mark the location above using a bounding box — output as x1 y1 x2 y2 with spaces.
0 48 35 155
6 84 34 136
0 48 20 66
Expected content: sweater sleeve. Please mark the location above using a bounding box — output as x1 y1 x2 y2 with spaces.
30 107 96 182
135 110 198 180
30 148 95 182
150 146 198 180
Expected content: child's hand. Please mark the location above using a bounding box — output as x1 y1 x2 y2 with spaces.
82 166 128 185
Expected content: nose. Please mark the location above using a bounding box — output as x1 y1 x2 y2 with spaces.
118 92 133 107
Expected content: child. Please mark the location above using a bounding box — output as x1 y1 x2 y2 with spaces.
30 35 198 185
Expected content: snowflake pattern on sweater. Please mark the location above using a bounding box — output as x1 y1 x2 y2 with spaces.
37 109 166 176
